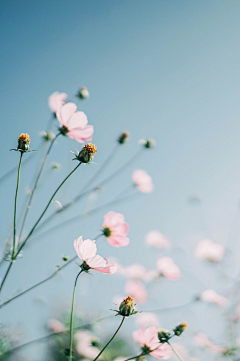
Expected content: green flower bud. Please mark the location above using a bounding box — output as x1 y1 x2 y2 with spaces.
173 322 187 337
18 133 30 151
157 329 171 343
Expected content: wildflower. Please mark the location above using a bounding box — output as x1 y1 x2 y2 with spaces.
157 329 171 343
74 236 118 274
102 211 130 247
57 102 93 143
132 170 154 193
77 87 90 99
195 239 224 263
113 296 138 317
119 263 158 282
47 319 66 333
200 289 228 306
125 280 147 303
75 330 101 359
133 326 172 359
139 138 156 149
194 333 228 354
156 257 181 280
73 142 97 164
145 231 170 249
118 132 130 144
39 130 56 141
48 91 67 114
173 322 187 336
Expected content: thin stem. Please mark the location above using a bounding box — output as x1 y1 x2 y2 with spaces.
69 269 83 361
0 262 13 294
123 354 143 361
93 316 125 361
18 133 60 241
167 342 185 361
12 152 23 256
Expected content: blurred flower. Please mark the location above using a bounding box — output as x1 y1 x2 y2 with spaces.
118 132 130 144
39 130 56 141
145 231 170 249
74 236 118 274
51 162 62 172
157 329 171 343
173 322 187 336
156 257 181 280
102 211 130 247
118 263 158 282
57 102 94 143
194 333 227 354
139 138 156 149
132 170 154 193
77 87 90 99
136 312 159 327
233 304 240 322
195 239 224 263
200 289 228 306
75 330 101 359
47 319 66 333
133 326 172 359
48 91 67 113
125 280 147 303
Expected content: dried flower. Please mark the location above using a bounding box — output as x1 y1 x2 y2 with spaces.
173 322 187 336
73 142 97 164
118 132 130 144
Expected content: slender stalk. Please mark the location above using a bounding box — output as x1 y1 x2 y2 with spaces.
18 133 60 241
0 262 13 294
123 354 143 361
167 342 185 361
69 269 83 361
12 152 23 257
93 316 125 361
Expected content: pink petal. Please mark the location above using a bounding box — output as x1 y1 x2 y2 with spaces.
73 236 84 260
68 125 94 143
80 239 97 260
67 111 88 129
107 235 130 247
95 259 118 274
87 254 107 269
57 102 77 126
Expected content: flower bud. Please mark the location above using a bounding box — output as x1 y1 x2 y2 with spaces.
62 255 69 262
157 329 171 343
18 133 30 151
75 143 97 164
40 131 56 141
139 138 156 149
118 132 129 145
173 322 187 337
77 87 90 99
119 296 135 316
103 227 111 237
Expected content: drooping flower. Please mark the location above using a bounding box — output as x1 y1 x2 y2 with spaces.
133 326 172 359
132 170 154 193
145 231 170 249
200 289 228 306
74 236 118 274
195 239 224 263
125 280 147 303
47 319 66 334
102 211 130 247
156 257 181 280
48 91 67 113
57 102 94 143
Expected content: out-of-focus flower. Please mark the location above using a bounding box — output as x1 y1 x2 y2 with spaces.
156 257 181 280
118 132 130 144
133 326 172 359
77 87 90 99
47 319 66 333
39 130 56 141
48 91 67 113
139 138 156 149
125 280 147 303
145 231 170 249
157 329 171 343
51 162 62 172
136 312 159 327
73 143 97 164
118 263 158 282
195 239 224 263
200 289 228 306
173 322 187 336
62 255 69 262
102 211 130 247
57 102 93 143
75 330 100 359
74 236 118 274
132 170 154 193
194 333 227 354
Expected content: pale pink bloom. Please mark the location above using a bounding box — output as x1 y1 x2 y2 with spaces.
195 239 224 263
132 169 154 193
102 211 130 247
74 236 118 274
75 330 101 359
48 91 67 113
136 312 159 327
125 280 147 303
133 326 172 359
201 289 229 306
47 319 66 333
57 102 94 143
145 231 170 249
194 333 227 354
156 257 181 280
118 263 158 282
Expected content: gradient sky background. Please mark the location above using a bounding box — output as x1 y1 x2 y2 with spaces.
1 1 240 360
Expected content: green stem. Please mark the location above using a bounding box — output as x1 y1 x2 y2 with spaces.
0 262 13 294
93 316 125 361
12 152 23 257
69 269 83 361
18 133 60 242
167 342 185 361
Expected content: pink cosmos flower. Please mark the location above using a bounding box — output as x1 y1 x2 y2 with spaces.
194 333 227 354
132 170 154 193
136 312 160 327
47 319 66 333
74 236 118 274
125 280 147 303
156 257 181 280
102 211 130 247
133 326 172 359
48 91 67 113
75 330 101 359
200 289 228 306
195 239 224 263
118 263 158 282
57 102 94 143
145 231 170 249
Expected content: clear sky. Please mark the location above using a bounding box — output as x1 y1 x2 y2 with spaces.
1 1 240 359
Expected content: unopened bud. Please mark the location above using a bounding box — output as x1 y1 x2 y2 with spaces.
119 296 135 316
157 329 171 343
75 143 97 164
62 255 69 262
139 138 156 149
118 132 129 145
18 133 30 151
173 322 187 336
40 131 56 141
77 87 90 99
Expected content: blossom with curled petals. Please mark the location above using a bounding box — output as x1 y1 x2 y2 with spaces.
48 91 67 113
102 211 130 247
132 169 154 193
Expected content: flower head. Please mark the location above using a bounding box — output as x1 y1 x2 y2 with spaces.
173 322 187 337
102 211 130 247
73 143 97 164
48 91 67 113
118 132 130 144
156 257 181 280
132 170 154 193
195 239 224 263
18 133 30 151
125 280 147 303
145 231 170 249
74 236 118 274
200 289 228 306
139 138 156 149
77 87 90 99
57 102 93 143
39 130 56 141
157 329 171 343
113 296 138 317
